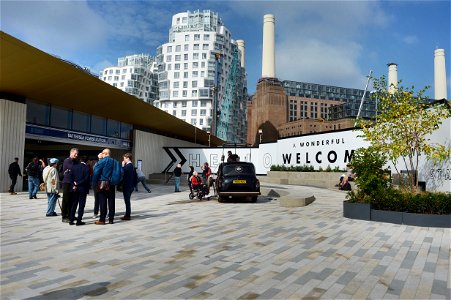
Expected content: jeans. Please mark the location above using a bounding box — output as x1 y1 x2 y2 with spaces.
174 176 181 192
135 177 151 192
70 191 87 223
93 189 100 215
123 187 133 217
9 175 18 193
46 193 58 215
99 186 116 222
61 183 73 219
28 176 40 198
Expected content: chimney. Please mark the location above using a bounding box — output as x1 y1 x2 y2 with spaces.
236 40 245 68
262 14 275 78
434 48 448 100
387 63 398 94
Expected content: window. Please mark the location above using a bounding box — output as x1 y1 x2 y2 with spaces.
120 122 132 140
184 54 188 60
203 44 209 50
172 110 176 116
201 62 205 68
202 53 207 59
192 71 198 77
173 91 179 97
91 115 106 136
50 105 71 129
193 62 198 68
184 63 188 69
199 119 204 125
181 110 186 116
184 35 189 41
174 72 180 79
26 100 49 125
201 100 207 107
194 34 200 41
182 90 187 97
183 81 188 88
204 34 210 41
167 46 172 52
191 118 197 125
193 53 199 60
182 101 187 107
200 109 206 116
192 81 198 88
173 81 179 88
184 44 188 51
193 44 199 50
175 45 181 52
191 109 197 116
173 102 177 108
107 119 120 137
192 90 198 97
192 100 198 107
184 72 188 78
175 63 180 70
175 55 181 61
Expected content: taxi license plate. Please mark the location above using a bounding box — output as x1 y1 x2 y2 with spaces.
233 180 247 184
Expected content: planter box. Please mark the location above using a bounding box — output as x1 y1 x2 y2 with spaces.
371 209 403 224
343 201 371 221
402 212 451 228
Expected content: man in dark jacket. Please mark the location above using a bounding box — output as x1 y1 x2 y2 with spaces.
8 157 22 195
92 148 115 225
69 156 90 226
121 153 136 221
61 148 79 223
25 157 45 199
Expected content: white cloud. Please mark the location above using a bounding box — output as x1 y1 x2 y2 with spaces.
226 1 390 89
1 1 109 57
402 35 419 45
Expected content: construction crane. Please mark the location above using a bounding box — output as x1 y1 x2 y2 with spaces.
355 70 373 126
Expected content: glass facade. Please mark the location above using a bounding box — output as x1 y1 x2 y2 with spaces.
282 80 375 120
26 100 132 140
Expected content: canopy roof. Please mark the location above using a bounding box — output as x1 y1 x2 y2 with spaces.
0 31 223 146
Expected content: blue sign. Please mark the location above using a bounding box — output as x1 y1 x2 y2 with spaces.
26 124 132 149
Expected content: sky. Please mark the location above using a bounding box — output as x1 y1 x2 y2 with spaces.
2 0 450 97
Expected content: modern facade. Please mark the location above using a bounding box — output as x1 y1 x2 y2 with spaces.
154 10 248 143
100 54 159 104
282 80 375 120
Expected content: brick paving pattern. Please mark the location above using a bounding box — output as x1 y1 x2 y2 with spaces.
1 184 450 299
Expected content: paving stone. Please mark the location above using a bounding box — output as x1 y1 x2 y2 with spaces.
0 184 449 299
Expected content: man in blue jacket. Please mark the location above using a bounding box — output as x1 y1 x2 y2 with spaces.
69 156 90 226
92 148 115 225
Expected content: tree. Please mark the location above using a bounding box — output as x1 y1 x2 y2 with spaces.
357 76 451 193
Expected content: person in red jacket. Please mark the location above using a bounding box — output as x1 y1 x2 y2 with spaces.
190 171 201 190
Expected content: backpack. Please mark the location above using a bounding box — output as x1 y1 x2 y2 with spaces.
110 159 124 185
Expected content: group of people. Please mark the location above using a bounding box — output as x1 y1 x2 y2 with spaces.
8 147 152 226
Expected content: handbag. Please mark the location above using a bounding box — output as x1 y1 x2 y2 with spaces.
96 180 110 191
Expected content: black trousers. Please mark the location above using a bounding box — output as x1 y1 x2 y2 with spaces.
98 186 115 222
69 191 87 223
61 183 73 219
93 189 100 215
9 175 17 192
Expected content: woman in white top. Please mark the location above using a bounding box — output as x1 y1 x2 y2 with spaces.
43 158 60 216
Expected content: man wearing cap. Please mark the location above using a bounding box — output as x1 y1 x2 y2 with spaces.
8 157 22 195
43 158 60 217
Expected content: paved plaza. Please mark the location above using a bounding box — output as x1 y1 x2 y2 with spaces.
1 183 450 299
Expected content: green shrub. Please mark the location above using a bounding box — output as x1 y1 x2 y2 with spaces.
351 147 390 200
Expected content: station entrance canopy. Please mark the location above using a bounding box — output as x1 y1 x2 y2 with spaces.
0 31 223 147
